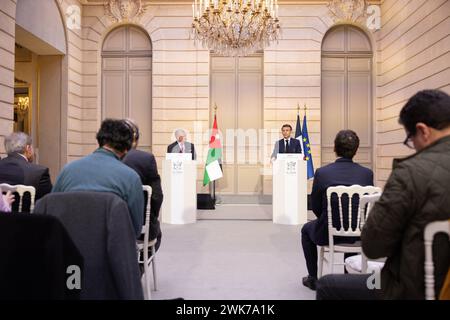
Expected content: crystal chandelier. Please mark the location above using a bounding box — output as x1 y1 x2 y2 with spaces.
192 0 281 57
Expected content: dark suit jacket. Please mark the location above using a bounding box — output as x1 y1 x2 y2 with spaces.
167 141 196 160
0 153 52 200
123 149 163 247
35 192 144 300
311 158 374 245
271 138 303 159
0 213 83 300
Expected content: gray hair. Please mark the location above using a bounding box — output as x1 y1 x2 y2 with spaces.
174 129 186 138
5 132 32 154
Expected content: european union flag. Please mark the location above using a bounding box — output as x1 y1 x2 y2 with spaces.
302 114 315 179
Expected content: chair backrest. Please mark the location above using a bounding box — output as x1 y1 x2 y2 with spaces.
0 183 36 213
359 193 382 228
326 185 382 242
424 219 450 300
141 185 153 260
359 193 382 273
34 191 144 300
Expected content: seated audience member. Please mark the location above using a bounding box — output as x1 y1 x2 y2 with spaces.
0 132 52 200
0 189 14 212
122 119 164 251
301 130 373 290
317 89 450 300
52 119 144 237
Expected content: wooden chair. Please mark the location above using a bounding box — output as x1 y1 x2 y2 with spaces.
0 183 36 213
136 185 158 300
424 219 450 300
318 185 382 278
345 193 386 274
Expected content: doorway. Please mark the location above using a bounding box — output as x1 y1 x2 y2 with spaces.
321 25 373 169
210 55 264 203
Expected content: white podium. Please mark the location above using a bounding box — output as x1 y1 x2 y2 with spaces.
272 154 308 225
161 153 197 224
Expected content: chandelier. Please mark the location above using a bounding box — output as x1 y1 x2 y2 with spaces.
192 0 281 57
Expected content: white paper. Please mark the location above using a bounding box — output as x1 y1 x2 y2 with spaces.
166 153 192 161
206 160 223 181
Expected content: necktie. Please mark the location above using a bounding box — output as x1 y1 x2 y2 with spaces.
285 139 289 152
180 144 184 153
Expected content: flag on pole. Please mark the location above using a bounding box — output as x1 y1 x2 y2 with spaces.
295 110 303 143
203 114 223 186
302 113 315 180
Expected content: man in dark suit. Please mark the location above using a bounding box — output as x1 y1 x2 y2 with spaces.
122 119 163 251
167 129 196 160
0 132 52 201
301 130 373 291
271 124 302 161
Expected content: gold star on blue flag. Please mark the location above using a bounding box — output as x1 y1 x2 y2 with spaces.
302 114 315 179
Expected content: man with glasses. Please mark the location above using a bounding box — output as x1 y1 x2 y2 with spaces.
316 89 450 300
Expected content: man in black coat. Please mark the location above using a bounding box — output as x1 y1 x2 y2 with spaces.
301 130 373 291
122 119 163 251
270 124 303 161
0 132 52 201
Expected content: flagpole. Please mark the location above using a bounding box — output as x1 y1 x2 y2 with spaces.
212 103 218 204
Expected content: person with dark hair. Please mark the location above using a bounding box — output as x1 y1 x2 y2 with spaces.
316 89 450 300
301 130 373 291
122 119 164 251
271 124 303 161
52 119 144 237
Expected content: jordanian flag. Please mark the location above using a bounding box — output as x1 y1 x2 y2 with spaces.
203 115 223 186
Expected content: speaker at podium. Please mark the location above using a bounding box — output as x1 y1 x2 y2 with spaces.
272 153 308 225
161 153 197 224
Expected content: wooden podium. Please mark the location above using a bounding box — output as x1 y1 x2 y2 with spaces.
161 153 197 224
272 154 308 225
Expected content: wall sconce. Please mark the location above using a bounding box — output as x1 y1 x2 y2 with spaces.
17 96 29 114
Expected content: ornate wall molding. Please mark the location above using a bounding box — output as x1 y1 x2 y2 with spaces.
104 0 146 23
327 0 368 23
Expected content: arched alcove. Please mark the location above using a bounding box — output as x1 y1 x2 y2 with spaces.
102 25 153 152
321 25 373 169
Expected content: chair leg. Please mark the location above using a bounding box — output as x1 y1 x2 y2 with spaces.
318 247 324 278
141 265 151 300
329 249 334 274
151 246 157 291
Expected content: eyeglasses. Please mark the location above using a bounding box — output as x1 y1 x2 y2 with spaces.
403 133 415 149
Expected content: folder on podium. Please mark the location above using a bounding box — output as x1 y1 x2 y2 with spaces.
272 154 307 225
161 153 197 224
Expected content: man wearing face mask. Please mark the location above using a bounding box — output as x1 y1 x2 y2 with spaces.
52 119 144 237
316 90 450 300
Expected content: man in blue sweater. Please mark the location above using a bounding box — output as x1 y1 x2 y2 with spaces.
52 119 144 237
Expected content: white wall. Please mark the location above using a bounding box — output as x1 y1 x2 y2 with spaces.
0 0 16 157
376 0 450 187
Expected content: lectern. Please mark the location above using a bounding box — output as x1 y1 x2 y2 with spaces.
272 154 307 225
161 153 197 224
